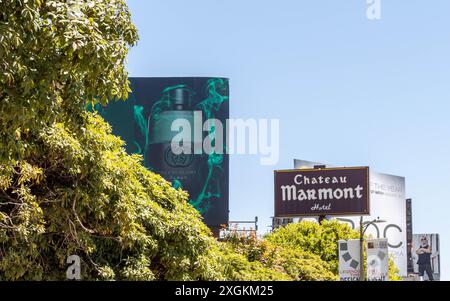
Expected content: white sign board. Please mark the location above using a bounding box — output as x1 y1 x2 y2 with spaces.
367 238 389 281
338 239 361 281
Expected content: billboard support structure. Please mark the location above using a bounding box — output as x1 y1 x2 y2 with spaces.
359 217 364 281
314 164 328 224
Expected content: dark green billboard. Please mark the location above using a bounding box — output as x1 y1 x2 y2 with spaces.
97 77 229 229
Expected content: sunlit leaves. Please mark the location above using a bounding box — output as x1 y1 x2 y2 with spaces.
0 0 347 282
265 221 401 280
0 0 138 161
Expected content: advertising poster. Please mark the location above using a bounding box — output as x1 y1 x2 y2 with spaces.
366 238 389 281
294 159 408 276
274 167 370 217
98 77 230 229
406 199 414 273
412 234 440 281
338 239 361 281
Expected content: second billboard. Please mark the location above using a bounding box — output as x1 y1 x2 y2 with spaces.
97 77 229 229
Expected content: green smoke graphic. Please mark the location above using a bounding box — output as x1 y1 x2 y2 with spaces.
190 79 228 212
133 105 147 156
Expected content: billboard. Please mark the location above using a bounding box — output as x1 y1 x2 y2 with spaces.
412 234 440 281
274 167 370 217
366 238 389 281
294 159 408 276
338 239 361 281
406 199 414 273
98 77 229 228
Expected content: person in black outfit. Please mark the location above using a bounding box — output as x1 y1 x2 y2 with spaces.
416 236 434 281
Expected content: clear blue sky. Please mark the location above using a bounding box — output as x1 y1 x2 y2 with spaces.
126 0 450 279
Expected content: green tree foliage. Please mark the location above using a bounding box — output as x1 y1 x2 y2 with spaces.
0 0 229 280
0 0 339 281
0 0 399 281
0 113 229 280
0 0 137 162
221 232 337 281
266 220 359 274
388 256 401 281
265 220 401 280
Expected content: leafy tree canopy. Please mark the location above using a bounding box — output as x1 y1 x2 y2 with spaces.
221 231 337 281
0 0 228 280
1 0 137 161
265 220 401 280
0 0 338 281
0 0 399 281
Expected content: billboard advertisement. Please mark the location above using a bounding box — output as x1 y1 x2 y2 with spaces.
294 159 408 276
98 77 229 228
366 238 389 281
338 239 361 281
412 234 440 281
274 167 370 217
406 199 414 273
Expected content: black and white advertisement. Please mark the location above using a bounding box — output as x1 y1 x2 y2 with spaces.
412 234 440 281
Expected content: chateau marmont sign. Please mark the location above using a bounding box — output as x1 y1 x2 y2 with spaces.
274 167 370 217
